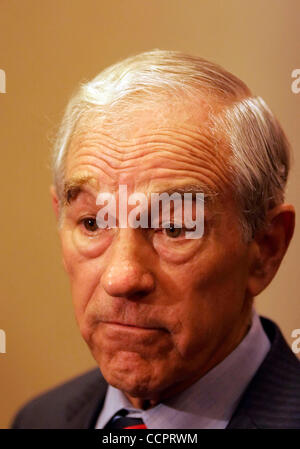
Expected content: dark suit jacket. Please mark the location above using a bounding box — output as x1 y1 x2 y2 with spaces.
11 317 300 429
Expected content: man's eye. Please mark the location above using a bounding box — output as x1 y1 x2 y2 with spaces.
81 217 99 232
163 224 183 239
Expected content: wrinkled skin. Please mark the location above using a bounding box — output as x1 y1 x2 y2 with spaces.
51 97 295 408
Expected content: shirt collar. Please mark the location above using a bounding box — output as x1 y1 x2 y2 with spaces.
95 308 270 429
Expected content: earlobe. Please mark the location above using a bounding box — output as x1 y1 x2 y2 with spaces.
246 204 295 298
50 185 60 220
245 240 265 297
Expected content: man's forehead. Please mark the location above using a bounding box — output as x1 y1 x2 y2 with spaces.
69 94 214 142
63 96 230 205
65 105 224 182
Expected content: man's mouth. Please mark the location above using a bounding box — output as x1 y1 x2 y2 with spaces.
101 320 167 333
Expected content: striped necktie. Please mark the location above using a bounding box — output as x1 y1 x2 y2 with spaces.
104 408 147 429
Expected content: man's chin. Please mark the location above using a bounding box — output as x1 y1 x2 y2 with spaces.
95 350 167 400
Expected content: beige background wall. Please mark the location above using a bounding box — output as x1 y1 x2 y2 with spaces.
0 0 299 428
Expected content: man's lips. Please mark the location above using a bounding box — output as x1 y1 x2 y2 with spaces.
96 320 170 348
100 320 166 332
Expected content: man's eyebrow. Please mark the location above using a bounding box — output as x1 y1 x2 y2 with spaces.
63 175 99 205
153 184 219 204
63 178 219 207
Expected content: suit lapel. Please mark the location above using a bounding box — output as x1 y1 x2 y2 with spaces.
65 369 108 429
227 317 300 429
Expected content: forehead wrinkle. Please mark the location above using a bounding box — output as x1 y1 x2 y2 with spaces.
68 125 224 170
66 114 231 197
70 143 220 169
70 124 217 152
143 128 217 156
67 145 230 193
73 123 213 142
69 149 138 171
66 162 121 191
66 157 230 202
136 165 229 194
68 105 222 160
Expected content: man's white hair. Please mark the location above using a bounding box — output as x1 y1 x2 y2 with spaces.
52 49 290 241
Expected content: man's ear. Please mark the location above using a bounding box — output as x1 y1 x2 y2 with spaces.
50 185 60 220
246 204 295 298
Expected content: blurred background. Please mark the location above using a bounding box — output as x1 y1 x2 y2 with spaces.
0 0 299 428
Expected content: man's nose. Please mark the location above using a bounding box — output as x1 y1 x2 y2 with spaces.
101 229 155 298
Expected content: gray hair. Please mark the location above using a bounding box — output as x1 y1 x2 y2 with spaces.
52 49 290 241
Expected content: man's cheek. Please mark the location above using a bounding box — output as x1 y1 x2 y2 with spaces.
78 318 94 345
71 274 96 323
172 322 210 360
60 230 78 276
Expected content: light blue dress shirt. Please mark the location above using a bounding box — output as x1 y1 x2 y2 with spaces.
95 308 270 429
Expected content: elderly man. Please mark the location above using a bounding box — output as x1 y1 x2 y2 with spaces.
12 50 300 429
